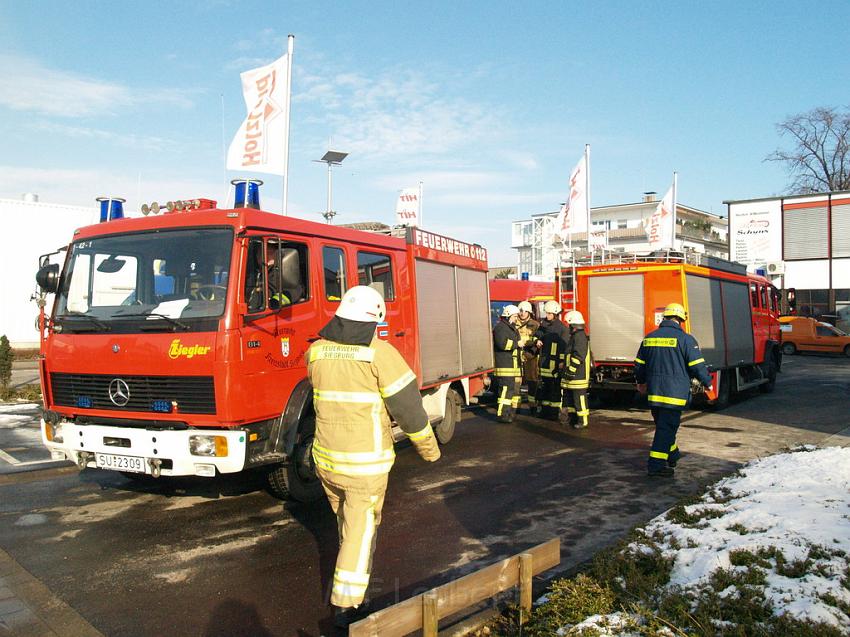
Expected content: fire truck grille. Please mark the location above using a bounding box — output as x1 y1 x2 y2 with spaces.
50 373 216 415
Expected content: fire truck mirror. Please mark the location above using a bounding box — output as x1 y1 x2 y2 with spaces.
786 288 796 310
36 263 60 294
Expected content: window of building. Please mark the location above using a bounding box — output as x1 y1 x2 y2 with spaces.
617 219 628 229
357 251 395 301
795 289 830 319
322 246 346 301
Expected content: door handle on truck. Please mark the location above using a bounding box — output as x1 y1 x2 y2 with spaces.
395 331 405 337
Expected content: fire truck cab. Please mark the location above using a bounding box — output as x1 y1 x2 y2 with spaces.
565 251 782 407
35 190 493 502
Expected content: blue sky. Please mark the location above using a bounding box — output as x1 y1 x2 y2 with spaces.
1 0 848 264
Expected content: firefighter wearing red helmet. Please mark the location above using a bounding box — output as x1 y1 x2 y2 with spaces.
559 309 591 429
306 285 440 627
634 303 712 477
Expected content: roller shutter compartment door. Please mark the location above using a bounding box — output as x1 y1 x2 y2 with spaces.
783 206 828 260
832 203 850 258
455 268 495 375
415 260 461 385
721 280 755 366
685 275 725 369
587 274 645 361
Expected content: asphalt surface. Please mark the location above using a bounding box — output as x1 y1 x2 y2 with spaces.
0 354 847 637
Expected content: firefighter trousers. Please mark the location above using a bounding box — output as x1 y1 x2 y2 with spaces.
493 375 520 422
317 466 389 608
536 375 562 415
562 388 589 427
648 408 682 471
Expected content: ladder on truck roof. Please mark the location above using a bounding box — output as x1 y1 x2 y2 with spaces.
561 249 747 276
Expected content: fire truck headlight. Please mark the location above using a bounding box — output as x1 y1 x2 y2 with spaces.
189 435 228 457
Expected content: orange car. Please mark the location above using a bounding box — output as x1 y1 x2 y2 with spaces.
779 316 850 357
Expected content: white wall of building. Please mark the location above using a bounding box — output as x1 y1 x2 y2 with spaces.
784 260 830 289
0 197 98 347
832 258 850 288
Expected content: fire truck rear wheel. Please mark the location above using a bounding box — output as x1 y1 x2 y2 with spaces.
782 342 797 356
435 388 461 444
759 354 778 393
267 414 324 503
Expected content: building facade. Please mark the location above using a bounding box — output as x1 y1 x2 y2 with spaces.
725 190 850 331
0 195 98 347
511 194 728 280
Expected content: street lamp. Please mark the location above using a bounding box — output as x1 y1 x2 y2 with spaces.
313 150 348 223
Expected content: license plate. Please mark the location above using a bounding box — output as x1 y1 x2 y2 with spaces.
95 453 146 473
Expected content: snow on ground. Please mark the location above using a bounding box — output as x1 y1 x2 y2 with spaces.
565 446 850 634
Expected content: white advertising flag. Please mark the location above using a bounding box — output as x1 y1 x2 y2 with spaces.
589 228 608 250
395 187 420 226
644 186 674 249
227 54 290 175
555 156 588 243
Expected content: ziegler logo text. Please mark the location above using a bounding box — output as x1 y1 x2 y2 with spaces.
169 339 212 359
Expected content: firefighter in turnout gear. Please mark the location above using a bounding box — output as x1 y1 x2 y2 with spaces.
559 310 591 429
534 300 569 419
492 304 522 423
306 286 441 627
515 300 541 413
634 303 712 477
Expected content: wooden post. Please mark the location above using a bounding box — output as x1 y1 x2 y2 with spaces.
519 553 533 624
423 590 439 637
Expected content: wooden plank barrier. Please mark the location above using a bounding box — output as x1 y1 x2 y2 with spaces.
349 537 560 637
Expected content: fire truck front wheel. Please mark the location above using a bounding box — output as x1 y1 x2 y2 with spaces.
267 414 324 503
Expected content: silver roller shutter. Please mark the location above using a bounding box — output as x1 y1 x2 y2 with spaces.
783 206 828 260
721 280 754 366
685 275 725 369
588 274 645 361
455 268 495 376
415 260 461 384
831 204 850 258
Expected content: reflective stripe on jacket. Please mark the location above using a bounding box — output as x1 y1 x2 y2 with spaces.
561 328 591 390
307 337 436 475
493 319 521 378
633 319 712 410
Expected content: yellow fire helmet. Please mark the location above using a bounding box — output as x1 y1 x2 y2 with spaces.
663 303 687 321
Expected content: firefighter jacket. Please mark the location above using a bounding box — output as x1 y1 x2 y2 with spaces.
535 318 569 378
515 315 541 380
634 319 712 410
562 327 590 390
492 318 521 378
307 316 440 476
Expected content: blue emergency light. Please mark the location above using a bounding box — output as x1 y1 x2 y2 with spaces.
231 179 263 209
96 197 126 222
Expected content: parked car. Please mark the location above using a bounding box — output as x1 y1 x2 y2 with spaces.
779 316 850 357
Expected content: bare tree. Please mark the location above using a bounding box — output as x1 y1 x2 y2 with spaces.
766 106 850 194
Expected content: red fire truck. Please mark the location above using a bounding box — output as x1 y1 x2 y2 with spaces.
34 189 493 502
563 252 782 407
488 278 557 326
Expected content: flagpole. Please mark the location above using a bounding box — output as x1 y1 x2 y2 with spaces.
419 180 424 228
282 34 294 216
672 171 678 251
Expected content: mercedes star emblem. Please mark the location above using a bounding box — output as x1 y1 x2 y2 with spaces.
108 378 131 407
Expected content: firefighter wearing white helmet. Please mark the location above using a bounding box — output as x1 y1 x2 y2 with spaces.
492 304 522 422
560 309 592 429
515 300 541 412
306 285 440 627
533 300 570 419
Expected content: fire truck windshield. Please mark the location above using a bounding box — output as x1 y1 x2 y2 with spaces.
55 228 233 332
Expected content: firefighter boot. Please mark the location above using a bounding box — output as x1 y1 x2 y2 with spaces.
498 405 515 423
334 601 372 629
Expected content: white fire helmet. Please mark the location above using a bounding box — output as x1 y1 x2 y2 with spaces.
335 285 386 323
502 304 520 318
565 310 585 325
543 300 562 314
517 300 533 313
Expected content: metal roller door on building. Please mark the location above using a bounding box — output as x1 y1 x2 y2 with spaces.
415 260 461 385
783 205 828 259
455 268 495 375
720 280 754 366
588 274 645 361
831 203 850 258
685 275 726 369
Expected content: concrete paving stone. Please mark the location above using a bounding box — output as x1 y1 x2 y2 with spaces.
0 586 13 602
0 597 27 615
0 609 58 637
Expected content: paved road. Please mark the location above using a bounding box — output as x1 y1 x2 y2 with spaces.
0 355 847 636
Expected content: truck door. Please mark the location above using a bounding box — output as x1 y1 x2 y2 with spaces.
240 234 317 419
355 249 412 363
